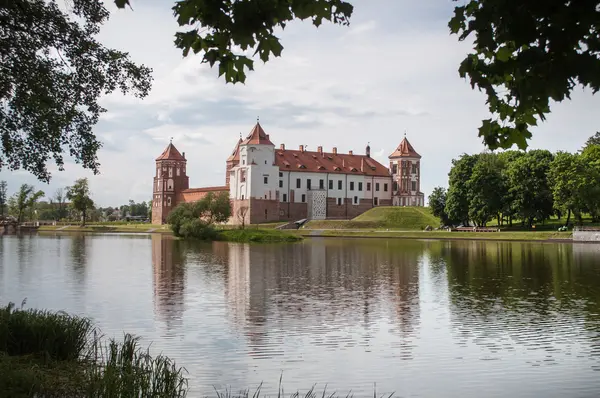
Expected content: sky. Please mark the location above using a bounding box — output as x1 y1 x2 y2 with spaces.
1 0 599 207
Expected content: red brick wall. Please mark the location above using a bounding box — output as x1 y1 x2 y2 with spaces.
249 198 280 224
278 202 308 221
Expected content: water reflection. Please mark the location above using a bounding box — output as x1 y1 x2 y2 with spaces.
2 234 600 397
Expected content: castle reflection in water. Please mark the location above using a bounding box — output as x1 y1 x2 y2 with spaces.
150 235 425 349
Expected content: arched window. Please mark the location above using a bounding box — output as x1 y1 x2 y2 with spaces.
167 179 174 190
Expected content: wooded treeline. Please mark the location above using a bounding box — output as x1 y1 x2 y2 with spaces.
429 133 600 228
0 178 151 225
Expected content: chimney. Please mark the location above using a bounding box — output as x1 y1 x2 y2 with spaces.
349 150 353 155
342 158 345 167
317 146 323 153
333 147 337 154
280 144 285 150
299 145 304 152
182 152 186 159
361 158 364 172
266 134 270 140
366 144 371 158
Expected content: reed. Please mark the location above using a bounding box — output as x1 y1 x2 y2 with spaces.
0 301 188 397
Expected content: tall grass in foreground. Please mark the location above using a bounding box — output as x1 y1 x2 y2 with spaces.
213 380 395 398
0 301 188 397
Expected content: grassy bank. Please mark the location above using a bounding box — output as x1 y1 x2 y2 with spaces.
38 223 171 234
217 228 302 243
0 302 187 397
295 229 573 242
305 207 440 230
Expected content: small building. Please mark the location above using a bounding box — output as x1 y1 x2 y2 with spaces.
151 122 425 225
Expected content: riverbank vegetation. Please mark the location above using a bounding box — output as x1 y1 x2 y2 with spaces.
167 192 301 243
0 301 187 397
429 134 600 230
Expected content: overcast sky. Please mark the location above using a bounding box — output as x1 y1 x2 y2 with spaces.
1 0 599 206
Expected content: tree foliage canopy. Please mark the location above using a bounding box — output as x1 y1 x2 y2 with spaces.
1 0 152 182
66 178 94 226
114 0 599 150
167 191 231 238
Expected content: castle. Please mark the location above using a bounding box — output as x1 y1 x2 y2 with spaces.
152 122 424 225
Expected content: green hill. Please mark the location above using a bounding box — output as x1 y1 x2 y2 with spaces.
305 207 440 230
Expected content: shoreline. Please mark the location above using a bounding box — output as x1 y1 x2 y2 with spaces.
29 225 590 243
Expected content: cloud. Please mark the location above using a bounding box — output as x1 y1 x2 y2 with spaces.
1 0 599 206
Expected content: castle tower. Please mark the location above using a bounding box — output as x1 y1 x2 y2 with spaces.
388 136 424 207
226 136 242 188
152 141 189 224
229 121 280 224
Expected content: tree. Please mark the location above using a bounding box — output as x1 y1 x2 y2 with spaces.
66 178 94 226
579 144 600 221
445 154 479 225
166 192 231 238
236 205 249 229
8 184 44 223
428 187 450 226
585 132 600 148
53 188 67 220
1 0 152 182
112 0 600 150
466 154 505 227
548 152 588 226
0 181 7 218
505 150 554 228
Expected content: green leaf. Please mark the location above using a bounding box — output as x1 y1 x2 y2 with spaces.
496 46 512 62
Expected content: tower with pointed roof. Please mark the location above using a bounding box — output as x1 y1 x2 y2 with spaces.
152 141 189 224
226 136 242 188
228 121 280 224
389 136 425 207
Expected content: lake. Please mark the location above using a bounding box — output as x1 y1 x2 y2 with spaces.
1 233 600 397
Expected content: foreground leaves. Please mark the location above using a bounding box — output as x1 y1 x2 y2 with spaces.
449 0 600 150
0 0 153 181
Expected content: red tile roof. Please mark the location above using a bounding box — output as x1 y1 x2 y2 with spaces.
275 149 390 176
242 122 274 145
388 137 420 159
227 138 242 162
156 143 186 161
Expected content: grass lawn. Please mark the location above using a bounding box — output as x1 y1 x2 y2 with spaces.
305 207 440 230
38 223 170 233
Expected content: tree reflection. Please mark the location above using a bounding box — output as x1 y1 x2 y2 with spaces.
151 234 186 330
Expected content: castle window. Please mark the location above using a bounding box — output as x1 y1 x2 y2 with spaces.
354 196 358 205
393 182 398 191
384 183 388 192
168 168 173 177
358 182 363 191
337 180 342 190
376 183 380 191
264 176 268 184
167 197 171 206
329 180 333 190
301 194 306 203
349 181 354 191
319 179 324 189
412 164 417 174
337 198 342 205
296 178 301 188
265 160 267 164
167 179 174 191
373 197 379 206
279 172 283 177
279 180 283 188
367 183 371 191
282 194 287 202
392 164 398 174
412 181 417 191
307 179 311 190
176 168 180 176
